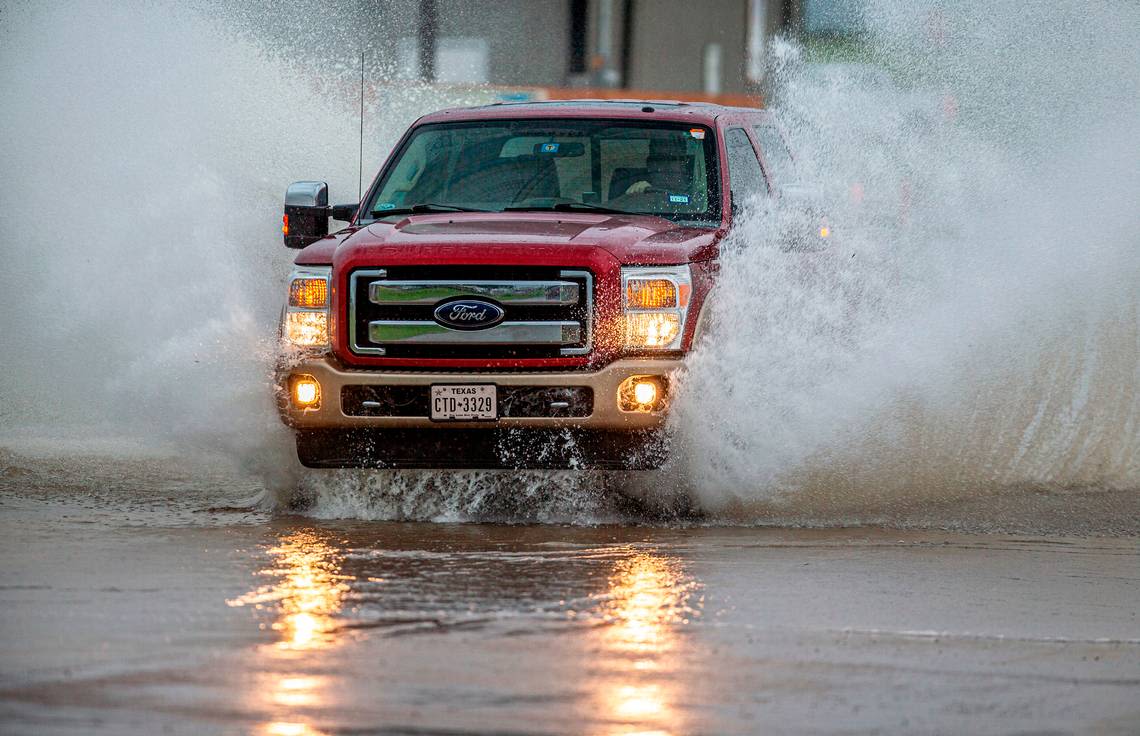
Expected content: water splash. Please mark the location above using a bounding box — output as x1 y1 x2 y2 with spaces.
299 469 633 524
0 1 483 477
1 0 1137 528
672 0 1140 517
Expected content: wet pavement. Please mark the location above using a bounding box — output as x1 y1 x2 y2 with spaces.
1 451 1138 735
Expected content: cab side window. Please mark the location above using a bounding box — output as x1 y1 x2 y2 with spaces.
753 124 797 184
725 128 766 211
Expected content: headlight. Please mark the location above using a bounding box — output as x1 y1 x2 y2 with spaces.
622 265 692 351
283 266 331 349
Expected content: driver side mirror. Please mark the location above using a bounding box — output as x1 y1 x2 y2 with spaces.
284 181 329 249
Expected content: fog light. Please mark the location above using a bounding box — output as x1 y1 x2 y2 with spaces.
634 381 658 406
619 376 666 412
291 376 320 409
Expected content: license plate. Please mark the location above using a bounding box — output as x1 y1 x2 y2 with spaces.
430 384 497 421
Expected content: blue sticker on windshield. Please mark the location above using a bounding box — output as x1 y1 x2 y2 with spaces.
377 202 396 210
540 142 560 153
669 194 690 204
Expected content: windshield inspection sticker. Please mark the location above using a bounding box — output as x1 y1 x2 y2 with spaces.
689 128 706 140
540 142 560 153
669 194 691 204
377 202 396 210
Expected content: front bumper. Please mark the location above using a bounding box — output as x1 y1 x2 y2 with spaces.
276 355 683 430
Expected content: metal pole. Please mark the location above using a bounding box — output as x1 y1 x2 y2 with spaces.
358 51 365 202
418 0 437 82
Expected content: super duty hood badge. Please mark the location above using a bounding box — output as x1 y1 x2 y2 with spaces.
432 299 506 331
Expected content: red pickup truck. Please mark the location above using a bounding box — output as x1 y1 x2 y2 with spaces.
277 99 812 469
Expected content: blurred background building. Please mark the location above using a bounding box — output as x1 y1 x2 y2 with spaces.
360 0 865 105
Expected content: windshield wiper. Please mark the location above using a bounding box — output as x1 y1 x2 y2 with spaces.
503 202 634 216
372 203 492 217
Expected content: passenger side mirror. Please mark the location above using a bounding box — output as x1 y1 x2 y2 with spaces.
283 181 329 249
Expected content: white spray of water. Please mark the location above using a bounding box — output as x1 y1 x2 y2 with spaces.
0 1 484 480
299 469 634 524
673 0 1140 517
0 0 650 521
1 0 1136 526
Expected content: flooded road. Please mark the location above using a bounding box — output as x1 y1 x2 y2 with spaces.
2 450 1138 735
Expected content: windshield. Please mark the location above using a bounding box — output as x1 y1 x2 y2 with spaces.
361 119 721 226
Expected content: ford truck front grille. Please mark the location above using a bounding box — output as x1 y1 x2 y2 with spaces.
349 267 593 359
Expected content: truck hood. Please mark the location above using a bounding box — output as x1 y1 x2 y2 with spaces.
296 211 721 266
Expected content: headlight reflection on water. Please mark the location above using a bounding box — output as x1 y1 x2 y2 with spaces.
227 537 703 735
595 551 701 735
228 530 351 736
261 722 327 736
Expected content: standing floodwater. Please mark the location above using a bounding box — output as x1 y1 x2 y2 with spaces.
1 454 1138 734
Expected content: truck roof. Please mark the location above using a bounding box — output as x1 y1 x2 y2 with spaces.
416 98 768 126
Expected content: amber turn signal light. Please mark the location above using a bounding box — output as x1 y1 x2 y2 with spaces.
289 278 328 309
625 278 678 309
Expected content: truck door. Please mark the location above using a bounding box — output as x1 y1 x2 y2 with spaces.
725 127 768 220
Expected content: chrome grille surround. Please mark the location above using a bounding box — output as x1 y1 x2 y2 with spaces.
349 268 593 358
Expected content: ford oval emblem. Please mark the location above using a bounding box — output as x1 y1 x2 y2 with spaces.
433 299 506 331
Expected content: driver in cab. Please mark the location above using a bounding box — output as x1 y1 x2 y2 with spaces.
619 137 694 196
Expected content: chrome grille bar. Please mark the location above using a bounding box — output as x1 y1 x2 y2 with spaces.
369 280 579 306
369 321 581 346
